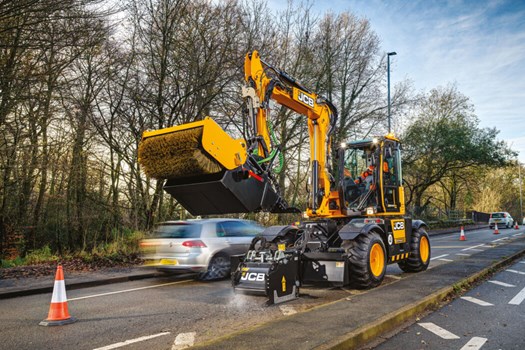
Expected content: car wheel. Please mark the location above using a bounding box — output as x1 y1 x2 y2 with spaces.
199 254 230 281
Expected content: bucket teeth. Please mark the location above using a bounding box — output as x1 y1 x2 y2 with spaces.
138 127 223 180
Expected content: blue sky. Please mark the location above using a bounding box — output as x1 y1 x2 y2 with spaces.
270 0 525 162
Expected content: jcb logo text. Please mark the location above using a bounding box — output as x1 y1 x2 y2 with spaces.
393 222 404 230
241 272 265 281
298 92 314 107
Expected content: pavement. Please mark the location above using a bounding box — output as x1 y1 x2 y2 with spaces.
0 266 162 299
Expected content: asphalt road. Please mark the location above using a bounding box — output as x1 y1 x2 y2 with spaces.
0 226 523 350
371 258 525 350
0 271 352 350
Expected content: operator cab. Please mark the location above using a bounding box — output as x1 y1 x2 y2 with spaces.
338 135 404 216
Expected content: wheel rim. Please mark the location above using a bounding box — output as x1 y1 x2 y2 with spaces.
419 235 430 263
210 256 230 279
370 243 385 277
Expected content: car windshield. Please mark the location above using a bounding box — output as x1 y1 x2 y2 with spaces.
151 223 201 238
491 213 505 218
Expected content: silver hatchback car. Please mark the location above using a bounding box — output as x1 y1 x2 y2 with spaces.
140 219 264 280
489 212 514 229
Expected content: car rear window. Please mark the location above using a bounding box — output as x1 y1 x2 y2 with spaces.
491 213 505 218
152 223 201 238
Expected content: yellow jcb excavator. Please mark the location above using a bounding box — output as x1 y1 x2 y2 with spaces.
138 51 431 304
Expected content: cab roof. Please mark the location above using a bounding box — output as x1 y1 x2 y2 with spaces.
346 134 400 149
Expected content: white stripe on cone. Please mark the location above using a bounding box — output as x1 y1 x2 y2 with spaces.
51 280 68 303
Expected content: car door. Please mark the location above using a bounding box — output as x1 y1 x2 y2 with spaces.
219 221 261 254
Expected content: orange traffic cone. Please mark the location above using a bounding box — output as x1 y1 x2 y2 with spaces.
515 222 519 230
493 223 500 235
39 265 77 326
459 226 466 241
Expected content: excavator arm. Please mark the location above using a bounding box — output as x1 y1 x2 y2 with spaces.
242 51 340 217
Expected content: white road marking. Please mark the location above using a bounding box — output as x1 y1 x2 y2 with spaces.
460 337 488 350
69 280 191 301
432 245 467 248
279 305 297 316
430 254 449 261
386 274 402 280
438 258 453 262
431 235 458 241
172 332 196 350
491 238 506 242
93 332 170 350
509 286 525 305
488 280 516 287
456 253 471 256
418 322 460 339
506 269 525 275
460 296 493 306
519 261 525 264
461 244 486 251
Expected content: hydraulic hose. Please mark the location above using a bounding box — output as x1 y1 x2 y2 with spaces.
253 119 284 174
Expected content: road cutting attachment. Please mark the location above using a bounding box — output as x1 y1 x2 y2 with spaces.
232 226 301 304
138 117 297 215
232 251 300 305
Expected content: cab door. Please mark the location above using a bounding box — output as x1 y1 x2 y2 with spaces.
381 141 403 213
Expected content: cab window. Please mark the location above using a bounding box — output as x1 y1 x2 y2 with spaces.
382 142 402 211
383 143 401 187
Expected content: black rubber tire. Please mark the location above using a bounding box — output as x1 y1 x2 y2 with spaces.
398 227 430 272
199 254 230 281
347 232 387 289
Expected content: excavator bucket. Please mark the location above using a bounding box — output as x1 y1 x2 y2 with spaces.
138 117 295 215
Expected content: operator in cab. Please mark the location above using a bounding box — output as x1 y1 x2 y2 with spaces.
355 164 375 190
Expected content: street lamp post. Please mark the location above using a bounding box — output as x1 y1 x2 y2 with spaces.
519 161 523 224
387 51 397 133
